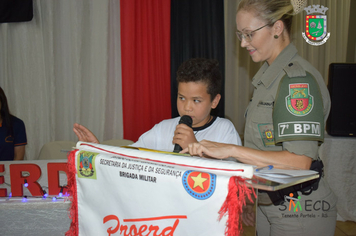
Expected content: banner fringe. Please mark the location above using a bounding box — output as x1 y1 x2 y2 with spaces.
65 149 79 236
218 176 256 236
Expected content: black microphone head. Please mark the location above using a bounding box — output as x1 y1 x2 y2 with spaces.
179 115 193 127
173 115 193 153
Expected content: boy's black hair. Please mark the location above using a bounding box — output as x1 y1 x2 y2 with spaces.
176 58 222 101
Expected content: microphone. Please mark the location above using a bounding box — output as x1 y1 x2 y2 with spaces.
173 115 193 153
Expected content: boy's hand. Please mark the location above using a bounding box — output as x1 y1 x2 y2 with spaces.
172 124 197 150
73 123 100 143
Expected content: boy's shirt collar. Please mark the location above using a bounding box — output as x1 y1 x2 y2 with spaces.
193 116 217 132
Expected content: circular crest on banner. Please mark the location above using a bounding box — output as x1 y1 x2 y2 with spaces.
182 170 216 200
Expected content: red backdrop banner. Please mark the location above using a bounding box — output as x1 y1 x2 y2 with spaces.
121 0 172 142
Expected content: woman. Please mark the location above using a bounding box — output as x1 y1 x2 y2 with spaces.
0 87 27 160
183 0 337 235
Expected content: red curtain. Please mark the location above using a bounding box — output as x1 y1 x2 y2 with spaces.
120 0 171 142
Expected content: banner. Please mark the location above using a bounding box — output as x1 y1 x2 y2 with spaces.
0 160 68 197
66 142 255 236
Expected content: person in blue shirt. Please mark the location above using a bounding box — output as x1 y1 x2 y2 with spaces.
0 87 27 160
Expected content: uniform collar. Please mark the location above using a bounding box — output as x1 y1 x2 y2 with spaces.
252 43 298 88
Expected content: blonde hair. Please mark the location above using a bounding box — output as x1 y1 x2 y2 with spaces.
237 0 305 36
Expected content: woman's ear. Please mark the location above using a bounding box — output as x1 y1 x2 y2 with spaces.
273 20 285 37
211 94 221 109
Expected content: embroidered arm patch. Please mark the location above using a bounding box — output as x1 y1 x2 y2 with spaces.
273 71 324 143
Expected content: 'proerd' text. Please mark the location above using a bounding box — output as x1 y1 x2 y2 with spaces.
103 215 187 236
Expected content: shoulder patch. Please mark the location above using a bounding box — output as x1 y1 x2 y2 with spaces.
283 61 306 78
273 71 324 144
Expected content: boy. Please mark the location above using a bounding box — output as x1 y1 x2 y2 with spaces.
73 58 241 151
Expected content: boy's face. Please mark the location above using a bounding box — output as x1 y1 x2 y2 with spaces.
177 81 220 128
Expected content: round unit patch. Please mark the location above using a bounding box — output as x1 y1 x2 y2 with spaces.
182 170 216 200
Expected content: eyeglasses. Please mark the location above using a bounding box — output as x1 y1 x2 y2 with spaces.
236 23 269 42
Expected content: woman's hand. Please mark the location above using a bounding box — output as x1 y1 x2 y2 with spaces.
183 140 312 170
181 140 236 160
172 124 197 150
73 123 100 143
